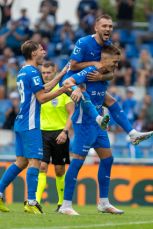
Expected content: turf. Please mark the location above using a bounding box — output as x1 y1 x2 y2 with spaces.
0 204 153 229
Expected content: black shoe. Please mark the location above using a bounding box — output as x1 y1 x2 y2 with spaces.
55 204 62 212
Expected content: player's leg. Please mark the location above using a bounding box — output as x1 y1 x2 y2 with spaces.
54 165 65 211
59 123 95 215
81 90 110 130
52 131 70 212
36 162 48 204
22 129 43 214
59 155 84 216
104 91 153 144
0 131 28 212
94 130 124 214
36 130 51 204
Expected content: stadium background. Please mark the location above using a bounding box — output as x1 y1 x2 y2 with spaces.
0 0 153 206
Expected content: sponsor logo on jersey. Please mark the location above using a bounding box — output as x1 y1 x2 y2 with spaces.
33 76 41 85
73 46 81 55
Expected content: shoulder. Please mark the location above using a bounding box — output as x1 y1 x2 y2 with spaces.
76 35 92 46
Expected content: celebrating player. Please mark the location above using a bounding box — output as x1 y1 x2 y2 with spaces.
0 40 68 214
59 14 153 215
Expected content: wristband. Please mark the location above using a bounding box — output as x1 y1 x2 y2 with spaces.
71 85 78 91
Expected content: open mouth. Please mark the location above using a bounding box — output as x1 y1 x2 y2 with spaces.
103 33 110 40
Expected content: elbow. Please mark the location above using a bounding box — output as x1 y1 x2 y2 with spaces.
37 98 45 104
37 95 47 104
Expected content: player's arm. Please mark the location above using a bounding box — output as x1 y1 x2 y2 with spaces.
63 66 94 102
43 66 67 92
56 101 74 144
69 38 103 71
87 59 118 82
70 59 103 71
35 86 68 104
87 71 114 82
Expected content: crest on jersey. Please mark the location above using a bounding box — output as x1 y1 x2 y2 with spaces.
73 46 81 55
51 98 58 106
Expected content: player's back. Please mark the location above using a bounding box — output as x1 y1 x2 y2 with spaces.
14 65 44 132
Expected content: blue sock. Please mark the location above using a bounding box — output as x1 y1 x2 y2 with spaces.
108 102 133 133
98 157 113 198
64 158 84 201
26 167 39 200
81 91 99 120
0 163 22 193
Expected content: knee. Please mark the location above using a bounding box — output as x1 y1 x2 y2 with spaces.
28 158 41 169
105 97 116 107
40 162 48 173
16 158 28 170
55 165 65 177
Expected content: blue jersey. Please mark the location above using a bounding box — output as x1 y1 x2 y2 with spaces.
71 66 108 124
14 65 44 131
59 35 111 124
59 35 111 86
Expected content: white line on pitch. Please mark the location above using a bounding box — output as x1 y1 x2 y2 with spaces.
12 220 153 229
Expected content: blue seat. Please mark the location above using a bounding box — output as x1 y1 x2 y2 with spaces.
125 44 139 58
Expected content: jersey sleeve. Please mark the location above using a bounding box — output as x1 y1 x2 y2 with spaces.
71 66 97 84
30 71 44 93
70 39 85 62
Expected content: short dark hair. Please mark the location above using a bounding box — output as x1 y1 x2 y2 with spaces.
96 14 112 22
42 60 56 68
21 40 39 60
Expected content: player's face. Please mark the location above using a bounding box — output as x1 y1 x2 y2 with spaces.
41 66 56 83
95 18 113 42
35 45 46 65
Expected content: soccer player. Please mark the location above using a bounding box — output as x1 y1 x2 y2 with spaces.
60 14 153 145
36 61 74 211
59 15 153 215
59 47 124 216
0 40 68 214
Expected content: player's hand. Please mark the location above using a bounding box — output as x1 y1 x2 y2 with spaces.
87 70 102 81
56 131 67 144
71 87 83 102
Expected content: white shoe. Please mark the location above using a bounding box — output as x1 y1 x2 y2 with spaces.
97 203 124 214
129 130 153 145
59 207 79 216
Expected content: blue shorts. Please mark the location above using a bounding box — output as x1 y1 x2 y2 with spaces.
15 128 43 160
72 123 110 157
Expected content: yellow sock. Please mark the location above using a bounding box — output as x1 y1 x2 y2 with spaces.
56 174 65 206
36 172 47 204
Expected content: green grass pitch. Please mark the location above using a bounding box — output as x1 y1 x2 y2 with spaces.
0 204 153 229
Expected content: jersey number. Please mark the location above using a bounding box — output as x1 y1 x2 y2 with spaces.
17 80 25 103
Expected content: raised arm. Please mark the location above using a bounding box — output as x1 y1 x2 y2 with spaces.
43 67 67 92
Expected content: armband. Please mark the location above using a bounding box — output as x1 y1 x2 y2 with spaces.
71 85 78 91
